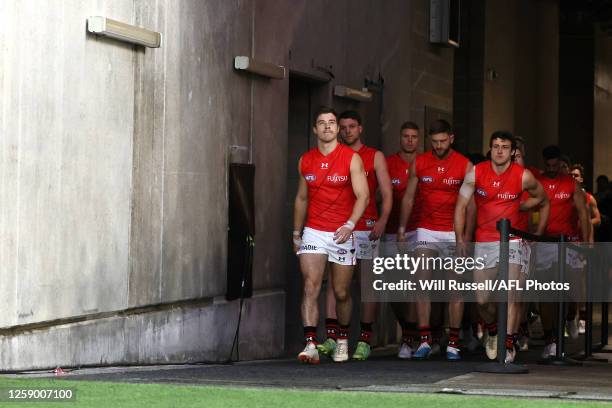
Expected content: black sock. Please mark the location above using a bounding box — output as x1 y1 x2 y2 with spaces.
304 326 318 344
359 322 373 344
325 318 339 340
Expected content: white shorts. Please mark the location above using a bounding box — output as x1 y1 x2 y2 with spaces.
382 230 417 243
534 243 585 270
297 227 356 266
354 230 380 260
474 240 531 275
414 228 456 257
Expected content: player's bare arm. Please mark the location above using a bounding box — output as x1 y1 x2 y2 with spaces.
454 167 476 245
573 183 590 242
521 169 549 235
335 154 369 244
589 195 601 227
293 157 309 252
397 160 418 241
370 150 393 240
463 162 477 241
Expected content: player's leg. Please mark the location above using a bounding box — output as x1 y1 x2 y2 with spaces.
317 266 340 357
330 261 356 362
297 252 327 364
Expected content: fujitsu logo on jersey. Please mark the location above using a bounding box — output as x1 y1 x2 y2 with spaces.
554 192 571 199
421 176 433 183
304 174 316 182
442 177 461 185
327 175 348 183
391 178 401 185
497 192 518 200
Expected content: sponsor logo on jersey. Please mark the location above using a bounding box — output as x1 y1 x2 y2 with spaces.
301 244 318 251
476 188 487 197
548 184 556 190
493 181 501 187
442 177 461 185
421 176 433 183
327 175 349 183
366 219 376 227
391 178 401 185
337 249 348 255
321 162 329 169
554 192 571 200
304 174 316 182
437 166 445 173
497 192 518 200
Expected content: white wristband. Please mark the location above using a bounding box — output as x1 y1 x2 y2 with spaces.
293 230 302 236
398 226 406 233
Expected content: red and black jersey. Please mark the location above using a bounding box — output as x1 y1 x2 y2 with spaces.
412 150 470 231
355 145 379 231
385 153 417 233
301 143 356 232
537 173 579 239
474 161 524 242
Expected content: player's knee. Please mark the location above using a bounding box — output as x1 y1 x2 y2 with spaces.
334 287 351 303
303 280 321 299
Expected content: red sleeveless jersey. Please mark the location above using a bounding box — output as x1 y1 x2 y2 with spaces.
385 153 417 233
301 143 356 232
537 173 579 239
412 150 469 231
474 161 524 242
356 145 379 231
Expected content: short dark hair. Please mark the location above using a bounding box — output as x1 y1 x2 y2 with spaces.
571 164 585 178
542 145 561 160
400 121 419 132
312 106 338 126
428 119 452 135
597 174 609 183
489 130 516 150
338 110 362 125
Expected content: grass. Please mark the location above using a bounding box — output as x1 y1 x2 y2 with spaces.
0 378 609 408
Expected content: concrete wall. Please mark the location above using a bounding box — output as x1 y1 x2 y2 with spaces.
0 1 134 327
594 26 612 182
0 0 455 369
481 0 558 164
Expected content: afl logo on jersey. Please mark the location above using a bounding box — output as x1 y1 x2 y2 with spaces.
421 176 433 183
391 178 401 185
304 174 316 182
476 188 487 197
